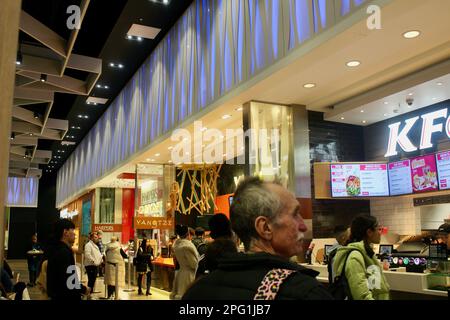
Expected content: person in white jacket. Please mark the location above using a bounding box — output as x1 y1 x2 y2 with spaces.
104 237 127 299
84 232 103 293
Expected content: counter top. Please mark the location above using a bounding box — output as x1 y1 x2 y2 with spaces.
300 263 447 297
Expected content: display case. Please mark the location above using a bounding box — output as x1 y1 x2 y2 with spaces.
426 260 450 294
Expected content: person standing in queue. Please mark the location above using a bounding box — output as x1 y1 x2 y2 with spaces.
104 236 127 299
183 177 332 300
332 215 390 300
135 238 154 296
170 225 199 300
83 232 103 294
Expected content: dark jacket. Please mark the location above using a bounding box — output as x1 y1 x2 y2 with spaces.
135 247 154 273
46 241 87 300
183 252 333 300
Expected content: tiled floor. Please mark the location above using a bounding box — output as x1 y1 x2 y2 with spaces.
7 260 170 300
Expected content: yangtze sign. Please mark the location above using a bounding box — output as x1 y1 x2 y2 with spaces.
385 108 450 157
134 217 174 230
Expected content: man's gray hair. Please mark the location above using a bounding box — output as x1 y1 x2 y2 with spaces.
230 177 282 251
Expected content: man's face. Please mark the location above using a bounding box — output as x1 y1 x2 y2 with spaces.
64 229 76 246
92 233 99 243
32 236 37 243
266 184 307 258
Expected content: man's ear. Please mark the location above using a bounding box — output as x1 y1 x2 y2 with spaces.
254 216 273 241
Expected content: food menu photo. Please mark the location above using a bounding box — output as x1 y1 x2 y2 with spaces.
410 155 438 193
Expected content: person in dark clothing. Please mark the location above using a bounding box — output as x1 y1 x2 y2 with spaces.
192 227 208 278
208 213 233 240
183 177 333 300
46 219 90 300
27 234 42 287
204 238 238 272
135 239 154 296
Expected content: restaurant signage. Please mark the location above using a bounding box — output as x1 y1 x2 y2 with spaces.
92 224 122 233
385 108 450 157
134 216 173 230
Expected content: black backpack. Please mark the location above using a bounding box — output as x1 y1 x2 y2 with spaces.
328 249 356 300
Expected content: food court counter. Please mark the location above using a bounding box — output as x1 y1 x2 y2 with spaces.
300 263 448 299
152 257 175 292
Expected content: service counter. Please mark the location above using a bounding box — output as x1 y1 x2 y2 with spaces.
152 257 175 292
300 263 448 299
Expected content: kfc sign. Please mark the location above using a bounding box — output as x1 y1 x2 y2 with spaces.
385 108 450 157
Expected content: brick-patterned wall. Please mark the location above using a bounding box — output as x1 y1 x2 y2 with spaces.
370 196 420 235
309 111 371 238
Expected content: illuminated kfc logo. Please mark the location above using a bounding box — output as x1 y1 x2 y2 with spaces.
385 108 450 157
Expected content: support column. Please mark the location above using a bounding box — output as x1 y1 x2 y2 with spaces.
0 0 21 267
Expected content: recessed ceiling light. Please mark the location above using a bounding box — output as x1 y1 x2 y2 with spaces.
118 64 124 68
346 60 361 67
126 34 133 40
40 74 47 82
437 82 443 86
432 97 437 100
384 113 388 117
96 84 101 88
222 114 232 119
303 83 316 89
360 110 364 113
235 107 243 111
408 93 414 96
362 120 367 124
340 117 345 120
403 30 420 39
155 153 160 157
146 158 151 162
384 101 389 105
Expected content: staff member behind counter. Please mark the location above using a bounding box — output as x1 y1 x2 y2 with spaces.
435 223 450 254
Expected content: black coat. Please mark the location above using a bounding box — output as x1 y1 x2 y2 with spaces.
46 241 87 300
135 247 154 273
183 252 333 300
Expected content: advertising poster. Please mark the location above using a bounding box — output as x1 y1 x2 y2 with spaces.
436 150 450 190
331 163 389 197
388 160 413 196
410 155 438 193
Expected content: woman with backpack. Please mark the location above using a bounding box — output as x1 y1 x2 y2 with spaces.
332 215 390 300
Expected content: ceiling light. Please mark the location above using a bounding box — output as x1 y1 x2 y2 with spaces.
432 97 437 100
104 85 109 89
10 133 15 140
137 37 143 41
40 74 47 82
408 93 413 96
146 158 151 162
163 0 169 4
235 107 243 111
155 153 160 157
126 35 133 40
346 60 361 67
360 110 364 113
118 64 124 68
384 101 389 105
362 120 367 124
340 117 345 120
96 84 101 88
403 30 420 39
84 115 88 119
33 112 40 119
29 133 33 136
222 114 232 119
437 82 443 86
384 113 388 117
303 83 316 89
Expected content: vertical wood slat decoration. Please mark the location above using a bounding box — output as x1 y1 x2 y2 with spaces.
176 164 222 215
56 0 368 208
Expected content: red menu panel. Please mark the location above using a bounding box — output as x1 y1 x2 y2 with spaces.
410 155 438 193
436 151 450 190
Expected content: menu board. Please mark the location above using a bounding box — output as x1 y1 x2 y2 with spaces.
331 163 389 197
410 155 438 193
388 160 413 196
436 151 450 190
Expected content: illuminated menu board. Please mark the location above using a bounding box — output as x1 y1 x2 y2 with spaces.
388 160 413 196
410 155 438 193
331 163 389 197
436 150 450 190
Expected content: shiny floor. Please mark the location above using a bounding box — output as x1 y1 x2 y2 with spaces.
7 260 171 300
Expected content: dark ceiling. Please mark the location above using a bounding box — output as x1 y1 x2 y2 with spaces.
20 0 193 176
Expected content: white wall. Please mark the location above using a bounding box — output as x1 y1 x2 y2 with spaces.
370 197 421 235
419 204 450 230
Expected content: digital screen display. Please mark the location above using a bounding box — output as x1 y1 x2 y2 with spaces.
436 150 450 190
388 160 413 196
410 155 438 193
331 163 389 197
379 245 393 256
